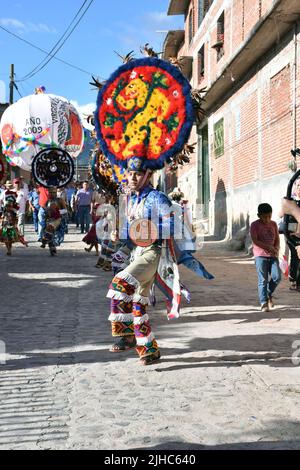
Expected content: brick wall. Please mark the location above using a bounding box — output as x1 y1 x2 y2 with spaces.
167 0 300 239
243 0 260 36
261 0 275 17
187 0 279 88
209 32 298 236
232 85 259 188
261 62 293 179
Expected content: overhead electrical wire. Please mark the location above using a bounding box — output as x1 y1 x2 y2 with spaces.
17 0 94 82
20 0 88 80
0 23 101 79
0 0 101 82
13 83 22 98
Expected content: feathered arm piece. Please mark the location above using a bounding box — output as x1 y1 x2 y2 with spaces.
168 56 185 71
191 87 207 126
168 142 197 172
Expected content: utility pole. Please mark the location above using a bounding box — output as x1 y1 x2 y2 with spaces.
9 64 14 105
8 64 20 178
2 64 15 180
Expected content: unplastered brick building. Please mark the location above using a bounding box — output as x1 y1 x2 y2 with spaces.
165 0 300 243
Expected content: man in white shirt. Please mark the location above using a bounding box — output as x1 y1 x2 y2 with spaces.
13 178 28 236
0 185 5 214
19 177 29 199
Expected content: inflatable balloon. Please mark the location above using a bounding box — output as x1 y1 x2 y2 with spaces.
0 90 84 171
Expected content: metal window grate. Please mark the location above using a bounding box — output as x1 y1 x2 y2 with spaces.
198 44 205 82
214 118 224 158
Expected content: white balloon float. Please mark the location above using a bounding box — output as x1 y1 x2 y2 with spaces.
0 88 84 171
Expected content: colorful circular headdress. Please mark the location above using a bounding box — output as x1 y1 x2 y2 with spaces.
32 148 74 188
91 147 116 194
94 57 194 171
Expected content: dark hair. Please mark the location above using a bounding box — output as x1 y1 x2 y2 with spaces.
171 194 182 202
258 203 272 215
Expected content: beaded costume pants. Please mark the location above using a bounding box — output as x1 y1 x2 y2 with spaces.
107 245 160 358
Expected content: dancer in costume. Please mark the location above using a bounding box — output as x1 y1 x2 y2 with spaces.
94 55 213 365
82 202 101 255
95 196 118 271
0 181 28 255
107 159 175 364
40 187 66 256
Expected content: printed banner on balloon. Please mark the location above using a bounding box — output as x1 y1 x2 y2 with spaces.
32 148 74 188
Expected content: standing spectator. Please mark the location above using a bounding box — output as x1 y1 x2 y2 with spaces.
71 182 81 226
66 183 76 222
19 176 29 199
66 183 75 205
13 178 28 236
250 203 281 312
28 184 40 233
75 181 93 234
37 185 49 242
57 187 67 204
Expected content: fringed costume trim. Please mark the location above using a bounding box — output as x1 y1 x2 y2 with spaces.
107 290 133 302
108 313 134 322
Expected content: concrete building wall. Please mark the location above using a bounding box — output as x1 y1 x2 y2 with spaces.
209 27 298 239
167 0 300 246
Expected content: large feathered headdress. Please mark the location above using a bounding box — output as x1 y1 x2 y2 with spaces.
94 57 194 172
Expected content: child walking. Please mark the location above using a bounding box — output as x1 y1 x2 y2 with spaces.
250 203 281 312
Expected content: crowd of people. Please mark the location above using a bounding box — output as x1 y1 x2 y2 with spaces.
1 176 300 294
2 172 300 364
0 179 105 256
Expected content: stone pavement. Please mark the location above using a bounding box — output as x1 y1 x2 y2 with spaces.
0 225 300 450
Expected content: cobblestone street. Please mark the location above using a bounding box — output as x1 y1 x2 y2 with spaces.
1 225 300 450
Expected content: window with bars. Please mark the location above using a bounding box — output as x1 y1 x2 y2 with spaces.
198 0 212 28
188 8 194 44
204 0 211 15
214 118 224 158
216 11 225 60
198 44 205 82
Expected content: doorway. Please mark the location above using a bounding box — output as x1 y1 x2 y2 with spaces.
197 125 210 218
